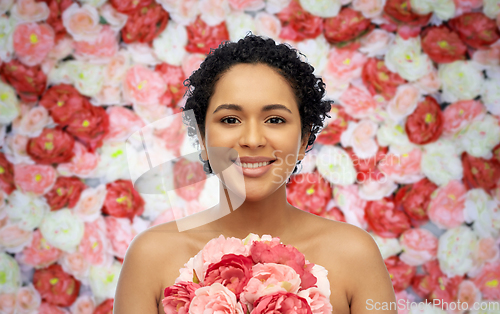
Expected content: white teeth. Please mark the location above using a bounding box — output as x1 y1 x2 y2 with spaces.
234 160 272 168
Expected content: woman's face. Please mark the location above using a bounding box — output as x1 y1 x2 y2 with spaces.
201 63 309 201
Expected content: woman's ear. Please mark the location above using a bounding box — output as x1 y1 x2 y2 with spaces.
298 131 310 161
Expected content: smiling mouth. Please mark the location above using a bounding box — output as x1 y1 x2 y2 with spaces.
231 159 277 167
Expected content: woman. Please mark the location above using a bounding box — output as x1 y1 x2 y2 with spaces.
114 34 397 314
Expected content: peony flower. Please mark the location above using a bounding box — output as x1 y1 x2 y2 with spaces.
316 145 357 186
255 12 281 39
228 0 265 11
62 3 102 42
421 139 463 186
61 60 105 97
32 263 81 307
460 114 500 159
341 120 379 159
362 58 406 101
449 12 500 50
16 229 62 269
189 283 244 314
204 254 253 297
294 35 329 76
384 255 416 292
156 0 198 26
427 180 466 229
98 3 127 32
153 21 188 66
358 176 398 201
5 189 49 231
387 84 421 122
405 96 444 145
26 127 75 165
352 0 386 19
64 102 110 152
102 179 145 222
121 1 169 44
297 286 332 314
104 216 134 259
39 208 85 253
365 197 411 238
323 48 367 95
185 16 229 55
10 0 50 23
69 295 95 314
44 176 86 211
410 0 455 21
316 105 353 146
323 7 373 47
299 0 340 17
0 153 16 195
437 225 478 277
462 152 500 192
88 260 121 304
394 178 436 224
481 75 500 116
0 223 33 253
38 302 71 313
74 25 118 63
13 22 55 67
471 260 500 300
333 184 367 228
0 253 21 294
0 79 21 125
442 100 486 138
251 291 312 314
383 0 432 26
384 35 432 82
79 217 113 267
399 228 438 266
56 141 100 178
338 84 378 119
370 233 402 259
199 0 231 26
276 0 323 41
464 188 500 239
15 283 42 314
421 25 467 64
378 148 424 184
286 171 333 216
0 15 15 62
438 61 484 103
162 281 201 314
59 251 91 284
123 64 166 106
92 142 130 184
0 60 48 104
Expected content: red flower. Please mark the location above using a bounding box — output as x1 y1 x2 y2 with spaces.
472 260 500 300
394 178 436 225
277 0 323 41
323 7 374 46
361 58 407 101
40 84 92 125
412 260 463 302
102 179 145 222
345 146 388 183
154 63 187 109
94 299 114 314
26 127 75 165
252 292 312 314
405 96 444 145
185 16 229 55
462 152 500 192
316 105 353 145
383 0 432 26
0 152 16 195
204 254 253 297
109 0 153 15
33 263 81 307
421 25 468 63
121 1 169 45
65 104 110 152
44 176 86 211
286 171 332 216
172 157 207 202
0 60 47 103
365 197 411 238
163 281 202 314
384 256 416 292
449 12 500 50
39 0 74 42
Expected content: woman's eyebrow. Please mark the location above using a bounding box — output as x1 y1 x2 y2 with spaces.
212 103 292 114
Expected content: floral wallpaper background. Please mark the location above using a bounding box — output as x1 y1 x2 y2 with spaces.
0 0 500 312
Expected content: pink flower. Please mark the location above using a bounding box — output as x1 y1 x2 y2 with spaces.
472 260 500 300
104 216 134 259
338 84 378 119
4 133 31 165
59 251 90 283
352 0 386 18
228 0 265 11
69 295 95 314
453 0 483 16
204 254 254 297
359 28 394 56
251 292 312 314
78 216 113 266
56 142 100 178
16 229 62 268
240 263 301 306
340 119 378 159
473 40 500 67
15 105 51 137
323 48 367 87
72 185 107 223
14 163 57 196
394 290 416 314
333 184 368 229
476 237 500 263
0 293 16 314
428 180 466 229
182 53 205 79
123 64 167 105
387 84 421 122
62 3 102 42
162 281 201 314
414 65 441 94
0 223 32 253
457 280 481 310
189 283 244 314
255 12 281 39
73 25 118 63
15 283 41 313
10 0 50 23
378 148 424 184
38 302 70 314
13 23 55 66
399 228 438 266
297 287 332 314
442 100 486 138
103 106 144 142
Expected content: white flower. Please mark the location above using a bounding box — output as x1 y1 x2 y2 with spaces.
410 0 454 20
359 29 394 57
483 0 500 19
39 208 85 253
93 141 131 184
63 60 105 97
6 190 49 231
316 145 357 186
370 233 402 259
464 189 500 239
62 3 102 42
79 0 106 7
309 264 331 298
153 21 188 66
481 75 500 116
460 114 500 159
387 84 421 123
73 184 107 223
352 0 387 19
341 119 379 159
421 139 463 186
0 80 20 125
225 11 255 42
376 120 415 152
438 61 484 103
99 4 128 32
0 15 15 62
158 0 199 26
410 0 433 14
10 0 50 23
437 226 477 277
0 252 21 294
254 12 281 40
89 260 122 304
295 34 329 76
385 35 432 81
299 0 341 17
199 0 230 26
265 0 291 14
358 179 398 200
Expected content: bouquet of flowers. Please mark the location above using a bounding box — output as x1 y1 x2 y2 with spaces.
162 233 333 314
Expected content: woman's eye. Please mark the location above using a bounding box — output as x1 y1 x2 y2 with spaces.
221 117 240 124
267 117 285 124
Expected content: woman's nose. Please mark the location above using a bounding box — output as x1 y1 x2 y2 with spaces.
238 120 266 148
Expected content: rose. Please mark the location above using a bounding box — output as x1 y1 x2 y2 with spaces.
39 208 85 253
383 0 432 26
333 184 368 228
102 179 145 222
438 61 484 103
10 0 50 23
472 260 500 300
39 84 92 125
43 0 74 42
361 58 407 101
0 60 47 103
399 228 438 266
421 25 467 64
189 283 244 314
13 23 55 66
32 263 81 307
74 26 118 63
0 152 16 195
121 1 169 44
56 142 100 178
62 3 102 42
162 281 202 314
44 176 86 211
384 255 416 292
204 254 253 297
16 229 62 268
276 0 323 41
0 223 33 253
65 104 110 153
316 105 353 146
437 225 478 277
14 163 57 196
442 100 486 138
103 106 145 143
338 84 378 119
185 16 229 54
123 64 166 106
394 178 436 223
365 197 411 238
26 127 75 165
449 12 500 49
462 152 500 192
405 96 444 145
323 7 374 46
172 158 207 202
286 171 333 216
251 292 312 314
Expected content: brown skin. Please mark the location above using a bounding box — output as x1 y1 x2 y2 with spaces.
113 63 397 314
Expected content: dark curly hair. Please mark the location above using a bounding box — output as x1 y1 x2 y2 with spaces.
181 33 333 182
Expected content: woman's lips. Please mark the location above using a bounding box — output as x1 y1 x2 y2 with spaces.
231 160 276 178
